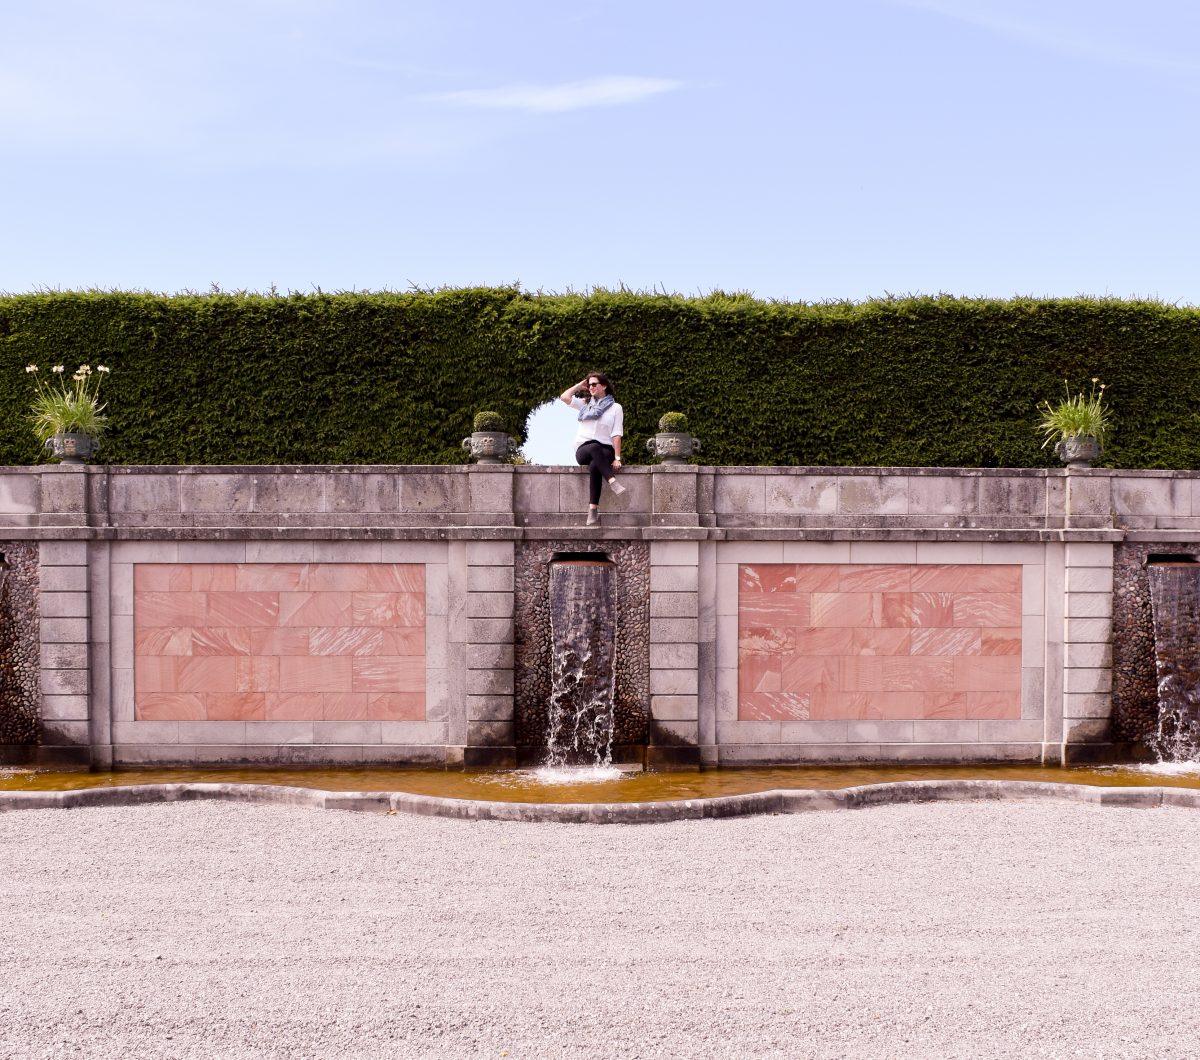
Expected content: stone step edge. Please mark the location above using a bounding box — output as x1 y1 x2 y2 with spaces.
0 779 1196 823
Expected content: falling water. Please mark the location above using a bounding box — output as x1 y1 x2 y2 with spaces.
545 558 617 769
1147 563 1200 763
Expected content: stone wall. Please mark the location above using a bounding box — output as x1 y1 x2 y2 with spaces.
0 542 39 748
1 462 1196 767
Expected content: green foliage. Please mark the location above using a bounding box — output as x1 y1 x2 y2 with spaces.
658 411 689 433
472 410 506 433
0 289 1198 468
1037 379 1112 447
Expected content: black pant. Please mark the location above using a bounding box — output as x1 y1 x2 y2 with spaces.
576 441 615 505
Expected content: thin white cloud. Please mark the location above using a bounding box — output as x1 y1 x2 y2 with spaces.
433 75 682 113
891 0 1200 73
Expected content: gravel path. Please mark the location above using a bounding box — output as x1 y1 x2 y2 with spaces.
2 801 1199 1059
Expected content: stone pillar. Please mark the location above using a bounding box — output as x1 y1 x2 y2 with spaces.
38 538 93 765
463 539 516 767
1060 541 1115 761
648 537 702 767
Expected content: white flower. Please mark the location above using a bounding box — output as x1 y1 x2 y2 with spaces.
51 365 65 373
78 364 92 374
97 365 110 373
25 364 37 373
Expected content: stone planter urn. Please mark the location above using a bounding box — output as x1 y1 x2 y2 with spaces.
1054 435 1101 470
45 432 99 465
462 431 515 464
646 413 700 465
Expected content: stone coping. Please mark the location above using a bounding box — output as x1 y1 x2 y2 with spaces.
0 779 1194 823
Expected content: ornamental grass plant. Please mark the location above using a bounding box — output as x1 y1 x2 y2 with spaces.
1036 378 1111 449
25 363 111 441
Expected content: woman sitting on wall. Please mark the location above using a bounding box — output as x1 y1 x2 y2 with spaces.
559 371 625 526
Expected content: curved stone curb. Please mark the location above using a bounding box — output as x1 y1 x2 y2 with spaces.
0 778 1198 822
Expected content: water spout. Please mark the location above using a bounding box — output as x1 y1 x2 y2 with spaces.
1147 563 1200 762
545 558 617 768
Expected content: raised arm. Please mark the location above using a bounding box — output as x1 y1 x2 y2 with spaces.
559 378 589 406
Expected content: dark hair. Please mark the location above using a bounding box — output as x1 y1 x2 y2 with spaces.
586 370 614 398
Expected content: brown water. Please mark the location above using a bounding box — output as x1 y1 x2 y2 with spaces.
2 763 1199 803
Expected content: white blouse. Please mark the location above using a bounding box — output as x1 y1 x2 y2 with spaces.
570 397 624 449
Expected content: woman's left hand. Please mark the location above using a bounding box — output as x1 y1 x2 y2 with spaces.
612 458 622 470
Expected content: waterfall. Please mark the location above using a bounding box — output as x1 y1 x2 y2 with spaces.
1147 563 1200 762
545 558 617 768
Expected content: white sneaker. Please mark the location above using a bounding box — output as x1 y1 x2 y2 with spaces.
607 478 626 496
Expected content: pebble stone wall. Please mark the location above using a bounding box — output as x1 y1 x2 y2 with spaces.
0 542 39 745
513 540 650 760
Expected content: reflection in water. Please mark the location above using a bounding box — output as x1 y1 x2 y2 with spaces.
4 764 1200 803
1148 564 1200 762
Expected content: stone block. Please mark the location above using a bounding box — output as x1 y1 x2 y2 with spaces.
40 618 88 643
465 642 514 669
650 642 698 669
650 668 698 695
313 721 382 744
380 721 448 744
649 565 699 592
1066 566 1114 593
401 474 469 514
650 618 700 642
650 591 698 618
652 472 698 519
465 540 514 565
41 668 88 696
39 541 88 566
110 475 180 513
112 720 180 744
713 475 766 516
1065 593 1112 618
651 720 699 745
912 720 981 742
716 721 781 743
244 541 316 563
38 565 88 592
838 476 909 515
777 720 850 742
764 477 838 515
1019 616 1045 667
41 470 87 514
716 616 739 668
847 541 917 564
649 540 700 566
716 542 784 563
379 541 450 563
906 476 979 517
1112 477 1185 518
40 592 89 619
1063 693 1112 719
466 618 514 644
914 541 984 564
327 472 398 514
426 566 449 617
41 695 89 721
312 541 382 563
244 722 316 744
466 669 514 695
176 541 246 562
846 720 915 743
466 565 514 592
977 720 1046 742
180 475 254 513
781 541 852 562
112 669 135 721
0 473 39 514
176 721 249 744
41 642 88 670
467 695 513 721
465 592 514 619
650 695 698 721
1021 667 1045 721
41 721 90 745
978 477 1046 518
470 470 514 514
1065 641 1113 668
1065 618 1112 643
1064 668 1112 694
514 473 562 515
467 721 513 745
1064 476 1111 518
1020 565 1045 615
252 474 326 513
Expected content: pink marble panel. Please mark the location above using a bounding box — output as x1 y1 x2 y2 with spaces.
236 656 279 693
967 690 1021 719
872 692 931 719
250 627 311 656
952 656 1021 692
352 657 425 694
135 628 192 656
190 627 253 656
235 564 306 591
849 628 912 656
790 627 853 655
807 692 878 720
207 693 266 721
352 592 426 627
738 593 811 625
781 655 841 692
838 564 911 592
322 693 373 720
840 657 955 693
378 628 426 656
171 657 237 693
189 564 237 591
810 592 874 627
739 565 798 592
911 565 1021 592
303 564 375 592
135 565 193 592
953 593 1021 628
923 692 970 719
137 693 206 720
880 592 955 628
136 591 208 628
278 591 353 627
371 565 424 592
368 692 426 721
135 657 177 694
738 691 811 721
265 692 324 720
278 655 353 693
309 627 385 656
791 566 842 592
739 627 797 657
739 655 781 693
981 627 1022 656
910 628 980 657
207 592 280 627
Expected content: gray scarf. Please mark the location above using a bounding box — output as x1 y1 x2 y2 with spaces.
578 394 614 421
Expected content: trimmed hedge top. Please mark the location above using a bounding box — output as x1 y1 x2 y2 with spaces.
1 288 1197 468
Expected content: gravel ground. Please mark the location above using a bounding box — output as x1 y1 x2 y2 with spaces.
2 801 1199 1059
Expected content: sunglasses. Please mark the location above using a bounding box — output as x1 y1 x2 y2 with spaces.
587 381 604 387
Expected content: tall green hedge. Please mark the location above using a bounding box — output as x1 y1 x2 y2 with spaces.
1 289 1196 468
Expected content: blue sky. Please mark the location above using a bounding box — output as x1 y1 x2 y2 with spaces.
4 0 1199 460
